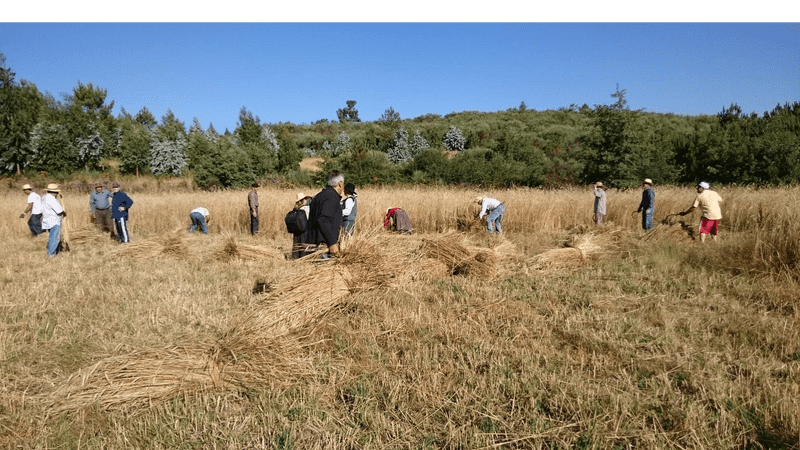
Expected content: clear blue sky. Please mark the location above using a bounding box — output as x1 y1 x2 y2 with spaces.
1 21 798 133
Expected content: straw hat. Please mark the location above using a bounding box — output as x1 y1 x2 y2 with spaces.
46 183 61 192
21 184 32 190
595 181 604 188
295 192 311 202
643 178 653 186
475 196 484 204
94 182 103 188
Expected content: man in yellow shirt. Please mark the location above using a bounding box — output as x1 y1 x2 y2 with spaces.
679 181 723 243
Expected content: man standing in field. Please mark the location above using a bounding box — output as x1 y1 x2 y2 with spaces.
476 196 505 234
636 178 655 230
593 181 607 225
19 184 44 236
41 183 66 257
89 183 115 239
111 182 134 243
679 181 723 243
248 182 259 235
307 170 345 258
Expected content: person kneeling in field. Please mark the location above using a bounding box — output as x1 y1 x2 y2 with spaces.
189 207 211 234
679 181 723 243
384 207 413 234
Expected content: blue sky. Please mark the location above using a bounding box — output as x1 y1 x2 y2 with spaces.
1 20 798 133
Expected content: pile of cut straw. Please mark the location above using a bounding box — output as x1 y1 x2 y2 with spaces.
212 235 283 262
110 229 190 260
421 233 505 280
528 228 623 270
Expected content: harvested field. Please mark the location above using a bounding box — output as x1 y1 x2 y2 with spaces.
1 186 799 449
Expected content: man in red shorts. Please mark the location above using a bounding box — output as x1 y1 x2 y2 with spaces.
679 181 724 243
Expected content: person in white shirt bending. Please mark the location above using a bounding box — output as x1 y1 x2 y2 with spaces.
475 196 505 234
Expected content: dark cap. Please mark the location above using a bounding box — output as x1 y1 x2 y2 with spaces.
111 182 121 188
251 182 259 188
345 183 356 195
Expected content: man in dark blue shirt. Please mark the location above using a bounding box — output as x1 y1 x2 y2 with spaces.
111 182 134 243
636 178 655 230
308 170 345 257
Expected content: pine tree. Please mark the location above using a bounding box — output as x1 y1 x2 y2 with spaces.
409 129 430 157
443 125 466 152
387 127 411 164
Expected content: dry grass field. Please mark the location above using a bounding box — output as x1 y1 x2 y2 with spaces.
1 180 798 449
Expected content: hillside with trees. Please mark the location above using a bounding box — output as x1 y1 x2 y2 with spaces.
2 53 799 189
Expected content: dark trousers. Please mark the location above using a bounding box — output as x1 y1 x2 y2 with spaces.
94 208 115 237
250 213 259 235
115 217 130 243
28 213 43 236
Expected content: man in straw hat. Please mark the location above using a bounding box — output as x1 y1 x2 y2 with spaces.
287 192 312 259
307 170 345 258
593 181 607 225
248 182 259 235
41 183 67 256
19 184 44 236
635 178 655 230
679 181 724 243
89 182 115 239
341 183 358 236
110 182 134 243
475 195 505 234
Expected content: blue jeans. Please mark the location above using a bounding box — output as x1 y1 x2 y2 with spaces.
190 212 208 234
28 213 43 235
46 224 60 256
250 213 258 235
641 209 654 230
486 204 505 234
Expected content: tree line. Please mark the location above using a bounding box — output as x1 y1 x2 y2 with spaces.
2 53 799 189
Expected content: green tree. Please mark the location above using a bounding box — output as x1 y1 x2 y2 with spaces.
336 100 361 123
442 125 466 152
118 115 151 176
0 53 44 174
580 85 648 187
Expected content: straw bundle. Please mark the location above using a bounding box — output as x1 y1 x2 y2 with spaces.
421 233 501 280
528 231 618 270
213 236 283 262
46 341 306 413
409 258 452 281
111 229 190 260
454 249 498 279
65 226 106 245
422 233 472 268
641 221 696 243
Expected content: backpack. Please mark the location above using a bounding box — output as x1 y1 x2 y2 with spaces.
285 209 307 234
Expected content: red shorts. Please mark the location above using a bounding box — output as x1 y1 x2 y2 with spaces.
699 218 719 235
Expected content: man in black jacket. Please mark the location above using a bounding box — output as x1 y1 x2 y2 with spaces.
307 170 345 256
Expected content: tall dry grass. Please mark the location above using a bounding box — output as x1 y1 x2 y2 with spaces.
0 183 799 449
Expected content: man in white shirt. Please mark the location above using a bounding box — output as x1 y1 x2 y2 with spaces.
20 184 44 236
476 196 505 234
41 184 67 256
189 207 211 234
680 181 724 243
